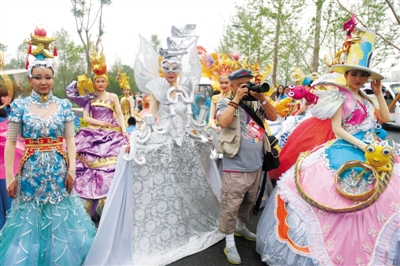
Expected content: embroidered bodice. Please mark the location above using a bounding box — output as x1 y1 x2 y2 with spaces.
312 87 376 135
8 92 74 203
9 91 74 139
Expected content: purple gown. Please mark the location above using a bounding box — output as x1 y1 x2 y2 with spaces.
66 82 127 202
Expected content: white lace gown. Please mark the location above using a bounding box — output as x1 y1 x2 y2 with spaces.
84 86 223 266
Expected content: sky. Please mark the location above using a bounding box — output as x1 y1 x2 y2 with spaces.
1 0 399 79
0 0 237 66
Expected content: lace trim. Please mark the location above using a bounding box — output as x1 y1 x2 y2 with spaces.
30 90 56 109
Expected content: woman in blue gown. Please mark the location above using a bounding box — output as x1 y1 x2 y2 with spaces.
0 28 96 265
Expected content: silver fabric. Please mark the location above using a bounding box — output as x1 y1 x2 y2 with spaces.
84 141 224 266
63 120 75 138
130 137 222 265
156 88 189 146
6 121 21 142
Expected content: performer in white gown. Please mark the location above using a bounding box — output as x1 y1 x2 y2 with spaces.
84 25 223 266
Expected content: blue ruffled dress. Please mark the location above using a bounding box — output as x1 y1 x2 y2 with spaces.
0 91 96 265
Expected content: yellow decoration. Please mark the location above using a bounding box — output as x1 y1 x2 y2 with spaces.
331 27 383 80
364 144 393 171
290 67 306 85
77 74 95 96
242 58 273 85
117 68 131 90
273 97 293 117
24 32 56 59
77 154 118 168
199 52 242 89
89 39 108 83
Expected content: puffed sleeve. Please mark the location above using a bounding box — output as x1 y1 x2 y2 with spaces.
311 90 345 120
212 95 219 105
63 99 75 138
63 99 74 123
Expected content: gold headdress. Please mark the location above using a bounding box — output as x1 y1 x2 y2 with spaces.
24 27 57 77
0 51 13 108
117 68 131 90
243 59 273 85
24 27 57 60
89 39 108 84
199 52 242 90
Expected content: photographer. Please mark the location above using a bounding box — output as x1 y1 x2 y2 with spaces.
216 69 277 264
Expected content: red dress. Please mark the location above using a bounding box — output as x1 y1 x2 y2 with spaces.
270 117 336 180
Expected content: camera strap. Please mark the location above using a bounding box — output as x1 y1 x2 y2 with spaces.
239 101 265 130
240 101 273 216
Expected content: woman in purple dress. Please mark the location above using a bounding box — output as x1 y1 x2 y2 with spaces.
67 42 128 218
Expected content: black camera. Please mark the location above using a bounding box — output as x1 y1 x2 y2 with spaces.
242 82 270 101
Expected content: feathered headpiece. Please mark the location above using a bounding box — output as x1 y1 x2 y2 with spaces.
24 27 57 77
117 68 131 90
89 40 108 84
242 59 273 85
200 52 242 88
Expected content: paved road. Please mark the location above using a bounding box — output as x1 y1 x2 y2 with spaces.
168 209 266 266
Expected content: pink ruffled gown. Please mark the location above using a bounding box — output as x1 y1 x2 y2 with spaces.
256 86 400 265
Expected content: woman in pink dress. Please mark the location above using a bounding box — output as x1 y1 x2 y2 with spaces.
256 24 400 265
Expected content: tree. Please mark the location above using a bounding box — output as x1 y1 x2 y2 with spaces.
52 28 86 98
0 43 7 52
150 34 161 53
335 0 400 71
107 57 137 96
70 0 112 77
217 0 305 85
218 0 274 63
4 43 26 70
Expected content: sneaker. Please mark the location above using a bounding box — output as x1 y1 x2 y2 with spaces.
224 246 242 265
234 228 256 241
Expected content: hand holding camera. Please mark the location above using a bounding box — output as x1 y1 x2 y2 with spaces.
233 84 249 102
242 82 270 101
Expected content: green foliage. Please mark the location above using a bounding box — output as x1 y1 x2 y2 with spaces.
52 28 86 98
150 34 161 52
107 58 137 96
218 0 305 85
335 0 400 74
4 43 26 70
0 43 7 52
70 0 113 77
218 0 400 84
